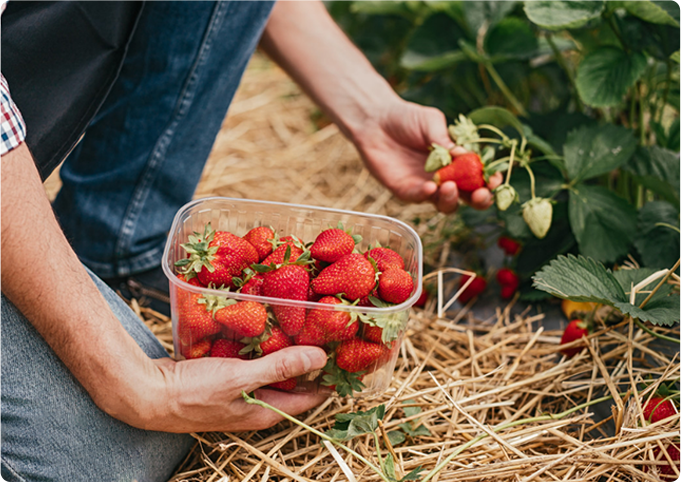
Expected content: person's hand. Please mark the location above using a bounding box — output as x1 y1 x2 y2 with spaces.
146 346 328 433
351 99 502 214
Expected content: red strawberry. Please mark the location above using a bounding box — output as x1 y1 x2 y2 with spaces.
308 296 358 342
261 264 309 336
213 300 267 338
643 397 677 424
268 378 297 391
180 338 212 359
365 247 404 272
500 284 518 300
496 268 520 288
262 240 305 266
362 325 384 344
498 236 522 256
433 152 485 193
458 274 487 304
294 317 328 347
647 444 680 479
336 339 387 373
210 339 249 359
177 224 258 289
310 228 356 263
413 288 428 308
239 273 264 296
312 253 377 301
176 293 222 343
560 319 590 358
307 285 323 302
243 226 275 262
358 288 379 307
378 268 414 304
258 326 294 355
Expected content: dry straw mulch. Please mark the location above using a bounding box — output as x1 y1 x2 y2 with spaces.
49 53 680 481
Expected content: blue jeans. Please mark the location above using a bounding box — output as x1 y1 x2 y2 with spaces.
2 2 275 480
53 0 275 279
1 268 194 481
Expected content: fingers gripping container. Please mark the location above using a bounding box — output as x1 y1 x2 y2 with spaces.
162 197 423 398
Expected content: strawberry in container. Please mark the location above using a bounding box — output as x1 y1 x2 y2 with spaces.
163 197 423 397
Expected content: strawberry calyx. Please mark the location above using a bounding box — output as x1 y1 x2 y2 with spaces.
424 143 452 173
239 320 275 356
321 356 366 397
362 297 408 344
251 245 314 273
198 291 238 316
175 223 219 275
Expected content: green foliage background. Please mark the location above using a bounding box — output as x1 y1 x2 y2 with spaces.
328 0 680 300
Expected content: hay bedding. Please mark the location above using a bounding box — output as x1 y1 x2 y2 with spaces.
46 54 680 481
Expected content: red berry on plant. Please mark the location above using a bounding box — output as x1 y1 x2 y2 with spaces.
458 274 487 304
497 236 522 256
643 397 677 424
560 319 590 358
496 267 520 288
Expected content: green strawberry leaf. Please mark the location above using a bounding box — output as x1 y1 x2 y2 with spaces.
402 400 422 418
610 1 679 27
612 267 674 306
568 183 637 263
321 358 366 397
400 466 425 482
633 201 680 269
576 47 647 108
524 1 605 30
613 296 680 327
532 254 628 305
382 454 397 482
468 106 525 140
325 404 386 441
352 234 363 245
387 430 407 447
623 146 680 206
563 124 637 183
368 310 409 343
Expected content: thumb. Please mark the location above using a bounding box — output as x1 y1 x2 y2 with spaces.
420 106 454 149
244 346 327 391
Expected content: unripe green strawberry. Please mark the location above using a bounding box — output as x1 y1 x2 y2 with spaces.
494 184 518 211
433 153 485 193
335 338 387 373
522 198 553 239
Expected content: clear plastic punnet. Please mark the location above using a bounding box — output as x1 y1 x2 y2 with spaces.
162 197 423 397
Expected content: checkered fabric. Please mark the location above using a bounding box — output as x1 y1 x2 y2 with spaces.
1 0 27 155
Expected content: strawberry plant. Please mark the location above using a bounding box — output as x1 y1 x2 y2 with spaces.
329 1 679 301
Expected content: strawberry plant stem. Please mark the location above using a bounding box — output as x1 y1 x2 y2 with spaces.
504 140 517 186
241 391 390 481
546 34 583 112
485 156 511 170
476 124 510 141
484 62 529 117
634 318 680 344
524 163 537 199
421 395 614 482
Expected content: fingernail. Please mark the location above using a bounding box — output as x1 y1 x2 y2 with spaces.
302 349 326 372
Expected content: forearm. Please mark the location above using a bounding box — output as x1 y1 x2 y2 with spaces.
260 0 399 141
1 144 163 427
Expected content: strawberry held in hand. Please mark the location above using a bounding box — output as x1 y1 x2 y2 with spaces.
560 319 590 358
433 152 485 193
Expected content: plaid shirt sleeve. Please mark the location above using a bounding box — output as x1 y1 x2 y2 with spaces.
1 0 27 155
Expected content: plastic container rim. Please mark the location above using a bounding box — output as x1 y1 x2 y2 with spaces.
162 196 423 314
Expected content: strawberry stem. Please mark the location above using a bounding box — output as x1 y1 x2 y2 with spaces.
476 124 510 141
504 140 517 186
634 318 680 344
241 391 391 482
524 163 537 199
